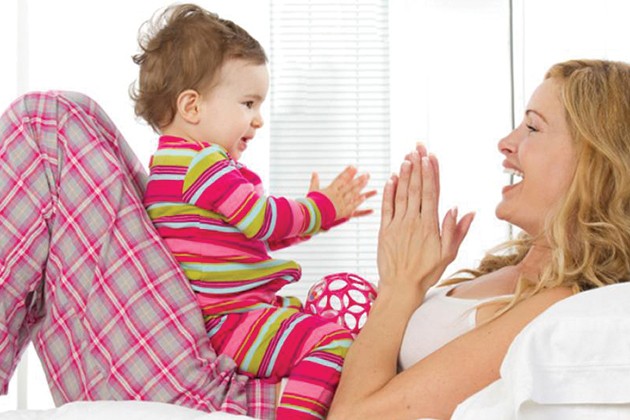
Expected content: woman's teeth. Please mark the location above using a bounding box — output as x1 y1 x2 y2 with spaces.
504 168 524 180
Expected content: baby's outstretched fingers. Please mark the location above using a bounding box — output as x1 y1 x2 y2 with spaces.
345 173 370 197
309 171 320 192
332 165 358 188
352 208 374 218
319 167 377 221
362 189 378 200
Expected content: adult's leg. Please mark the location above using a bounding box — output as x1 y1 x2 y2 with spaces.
0 92 275 417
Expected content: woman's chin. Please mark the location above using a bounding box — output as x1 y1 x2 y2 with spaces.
495 202 508 221
496 205 518 226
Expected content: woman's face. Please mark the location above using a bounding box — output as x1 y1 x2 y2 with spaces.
496 77 577 236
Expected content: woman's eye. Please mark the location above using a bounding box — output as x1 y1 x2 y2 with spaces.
526 124 538 133
244 101 254 109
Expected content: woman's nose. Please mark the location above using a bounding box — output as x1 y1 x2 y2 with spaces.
498 127 519 156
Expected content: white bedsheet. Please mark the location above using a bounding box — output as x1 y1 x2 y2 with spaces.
0 401 254 420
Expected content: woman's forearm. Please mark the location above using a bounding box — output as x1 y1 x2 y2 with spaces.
329 149 473 418
329 288 423 417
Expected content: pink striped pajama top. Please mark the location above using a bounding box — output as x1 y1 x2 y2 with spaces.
143 136 338 317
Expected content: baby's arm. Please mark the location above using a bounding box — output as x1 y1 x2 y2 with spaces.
265 234 312 251
182 146 340 242
265 167 377 251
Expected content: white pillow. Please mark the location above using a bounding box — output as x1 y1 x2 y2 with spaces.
0 401 254 420
453 282 630 419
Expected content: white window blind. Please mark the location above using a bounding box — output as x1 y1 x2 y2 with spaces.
269 0 390 300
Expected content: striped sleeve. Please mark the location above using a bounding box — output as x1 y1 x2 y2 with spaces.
182 146 337 242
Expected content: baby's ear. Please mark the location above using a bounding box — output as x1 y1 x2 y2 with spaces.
176 89 201 124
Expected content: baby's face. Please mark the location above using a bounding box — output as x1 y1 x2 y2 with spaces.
197 59 269 160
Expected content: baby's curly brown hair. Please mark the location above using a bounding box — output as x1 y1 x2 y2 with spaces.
130 4 267 132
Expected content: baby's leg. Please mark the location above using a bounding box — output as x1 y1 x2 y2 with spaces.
208 307 354 419
274 294 303 310
275 315 353 420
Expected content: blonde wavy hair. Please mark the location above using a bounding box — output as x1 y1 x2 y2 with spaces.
445 59 630 317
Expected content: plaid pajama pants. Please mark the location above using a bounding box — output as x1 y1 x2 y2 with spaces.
0 91 276 418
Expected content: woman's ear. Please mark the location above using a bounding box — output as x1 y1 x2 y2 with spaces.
176 89 201 124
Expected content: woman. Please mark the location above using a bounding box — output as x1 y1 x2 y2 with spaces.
329 59 630 419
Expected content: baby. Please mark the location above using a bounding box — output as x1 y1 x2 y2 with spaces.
133 4 374 419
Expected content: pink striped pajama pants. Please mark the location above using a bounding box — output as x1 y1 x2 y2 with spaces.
206 303 353 420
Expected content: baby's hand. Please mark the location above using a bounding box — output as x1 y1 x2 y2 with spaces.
309 166 377 220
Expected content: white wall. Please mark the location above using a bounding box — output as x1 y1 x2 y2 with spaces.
512 0 630 116
0 1 19 114
4 0 271 176
390 0 630 276
390 0 512 277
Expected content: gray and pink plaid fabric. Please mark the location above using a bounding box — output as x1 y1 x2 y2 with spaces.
0 91 276 418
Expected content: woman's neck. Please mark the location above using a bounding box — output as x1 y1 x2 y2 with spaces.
516 244 552 283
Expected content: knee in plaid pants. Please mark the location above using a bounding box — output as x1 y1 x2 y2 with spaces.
0 91 277 417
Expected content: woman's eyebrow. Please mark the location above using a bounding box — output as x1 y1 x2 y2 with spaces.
525 109 548 124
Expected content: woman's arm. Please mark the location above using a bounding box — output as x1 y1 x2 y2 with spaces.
329 149 571 419
329 148 469 418
330 283 572 419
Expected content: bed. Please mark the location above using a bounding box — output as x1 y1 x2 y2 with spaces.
452 281 630 419
2 282 630 420
0 401 253 420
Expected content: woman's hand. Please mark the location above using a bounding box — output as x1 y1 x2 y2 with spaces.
377 147 474 301
329 146 475 420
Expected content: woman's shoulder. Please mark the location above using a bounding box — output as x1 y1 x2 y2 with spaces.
480 285 575 333
517 285 575 309
450 278 572 329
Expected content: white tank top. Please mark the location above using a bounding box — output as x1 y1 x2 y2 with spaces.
398 283 511 371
